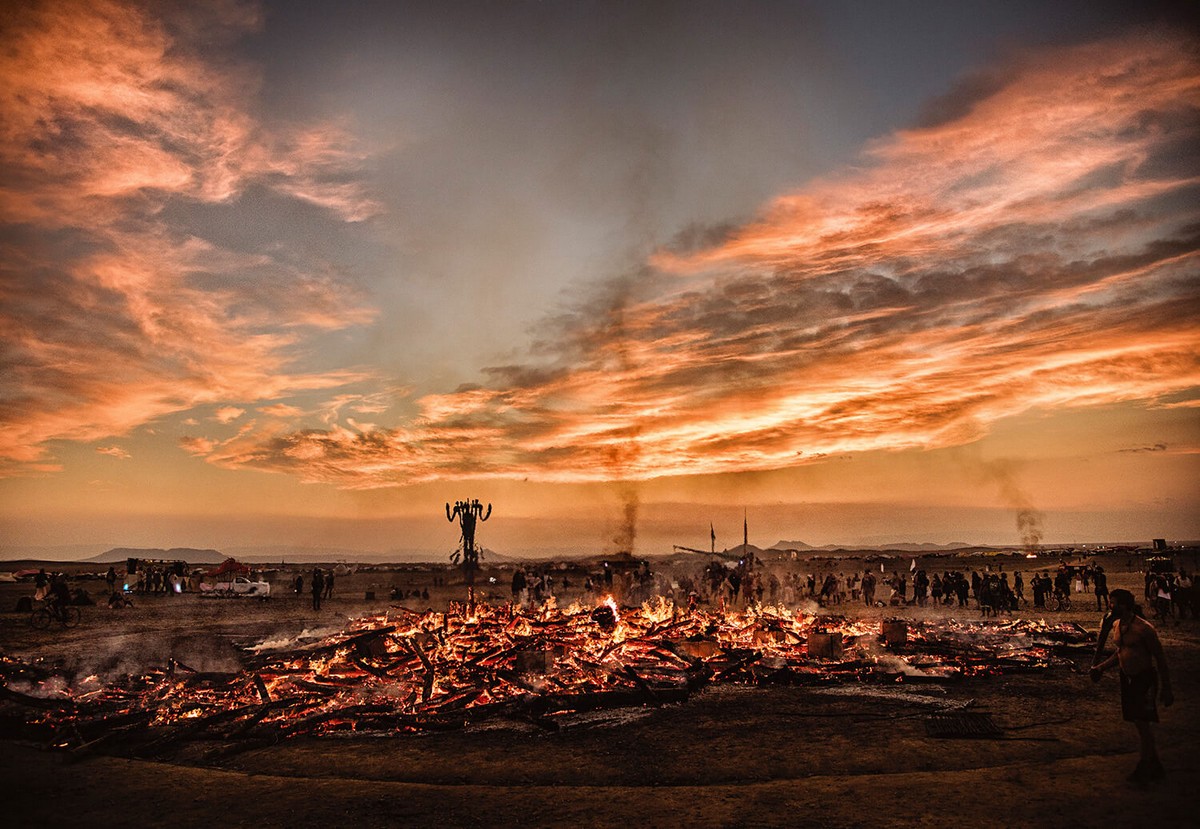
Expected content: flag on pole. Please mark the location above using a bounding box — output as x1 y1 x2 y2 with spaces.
910 558 917 572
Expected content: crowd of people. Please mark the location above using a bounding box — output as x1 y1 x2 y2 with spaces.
455 555 1197 624
625 557 1111 618
509 565 578 609
21 555 1199 627
293 568 336 610
1144 568 1196 622
124 562 196 595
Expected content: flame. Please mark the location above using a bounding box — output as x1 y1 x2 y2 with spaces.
602 596 620 621
8 600 1091 748
640 595 674 625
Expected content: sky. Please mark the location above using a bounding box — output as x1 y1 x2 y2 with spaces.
1 1 1197 559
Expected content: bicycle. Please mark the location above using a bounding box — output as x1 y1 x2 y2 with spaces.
1050 590 1072 612
29 602 81 629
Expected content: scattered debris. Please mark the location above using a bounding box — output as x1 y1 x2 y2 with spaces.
923 711 1005 739
0 600 1092 759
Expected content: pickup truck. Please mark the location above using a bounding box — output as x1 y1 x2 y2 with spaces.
200 576 271 597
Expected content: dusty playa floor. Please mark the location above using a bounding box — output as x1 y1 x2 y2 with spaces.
0 563 1196 828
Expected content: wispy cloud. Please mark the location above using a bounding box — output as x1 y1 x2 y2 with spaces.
1119 443 1169 454
0 1 379 472
179 436 217 457
257 403 305 418
213 407 246 424
96 446 131 460
193 30 1200 488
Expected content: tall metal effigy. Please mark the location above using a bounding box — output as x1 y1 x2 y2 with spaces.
446 499 491 595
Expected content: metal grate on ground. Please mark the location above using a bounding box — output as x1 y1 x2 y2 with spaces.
923 711 1004 739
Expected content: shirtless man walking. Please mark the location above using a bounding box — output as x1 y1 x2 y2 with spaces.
1091 589 1174 783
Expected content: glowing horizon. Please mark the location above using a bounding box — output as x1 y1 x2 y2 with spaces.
1 3 1196 554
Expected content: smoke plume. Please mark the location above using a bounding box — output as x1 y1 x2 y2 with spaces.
612 483 640 554
970 457 1045 551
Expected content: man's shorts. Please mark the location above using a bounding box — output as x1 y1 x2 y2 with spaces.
1120 669 1159 722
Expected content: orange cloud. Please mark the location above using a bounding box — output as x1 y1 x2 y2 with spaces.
192 30 1199 489
213 407 246 424
0 1 378 471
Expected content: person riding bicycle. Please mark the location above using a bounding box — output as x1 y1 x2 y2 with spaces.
46 574 72 621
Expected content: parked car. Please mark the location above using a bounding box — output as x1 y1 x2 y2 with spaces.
200 576 270 597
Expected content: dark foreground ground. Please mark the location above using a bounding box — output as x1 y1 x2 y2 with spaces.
0 557 1196 828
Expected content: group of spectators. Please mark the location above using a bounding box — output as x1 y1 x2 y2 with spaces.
293 568 335 610
511 566 575 608
489 557 1179 620
1145 569 1196 622
125 562 193 595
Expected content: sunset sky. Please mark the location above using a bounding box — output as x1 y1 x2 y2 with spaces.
1 1 1197 559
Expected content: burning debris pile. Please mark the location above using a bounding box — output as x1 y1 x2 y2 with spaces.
0 600 1092 761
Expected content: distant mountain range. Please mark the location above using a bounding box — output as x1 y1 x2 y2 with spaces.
2 538 1189 566
770 540 977 553
84 547 227 564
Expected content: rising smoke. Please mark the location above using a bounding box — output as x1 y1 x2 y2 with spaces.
611 482 640 553
971 457 1045 550
1015 506 1045 551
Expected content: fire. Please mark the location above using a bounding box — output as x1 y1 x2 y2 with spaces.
0 602 1093 758
640 596 673 625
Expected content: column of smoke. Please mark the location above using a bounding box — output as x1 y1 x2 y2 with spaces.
612 482 640 553
597 279 642 555
977 459 1044 552
1016 506 1044 552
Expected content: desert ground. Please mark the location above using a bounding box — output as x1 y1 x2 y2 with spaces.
0 552 1196 829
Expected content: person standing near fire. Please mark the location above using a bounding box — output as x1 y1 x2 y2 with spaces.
1090 589 1174 783
1093 565 1109 611
861 570 876 607
311 568 325 611
511 568 526 608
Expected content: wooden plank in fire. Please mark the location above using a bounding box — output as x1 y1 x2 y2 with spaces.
0 681 75 711
244 625 398 668
275 702 398 737
405 638 436 702
222 699 301 740
133 701 277 758
65 714 157 761
711 651 762 682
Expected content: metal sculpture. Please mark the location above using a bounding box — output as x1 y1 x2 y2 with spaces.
446 498 491 587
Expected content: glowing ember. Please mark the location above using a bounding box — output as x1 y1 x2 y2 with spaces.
0 602 1092 758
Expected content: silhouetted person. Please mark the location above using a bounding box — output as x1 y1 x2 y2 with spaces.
49 574 72 620
311 568 324 610
1094 565 1109 611
1091 589 1174 783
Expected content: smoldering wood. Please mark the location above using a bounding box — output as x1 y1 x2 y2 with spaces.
0 603 1091 759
